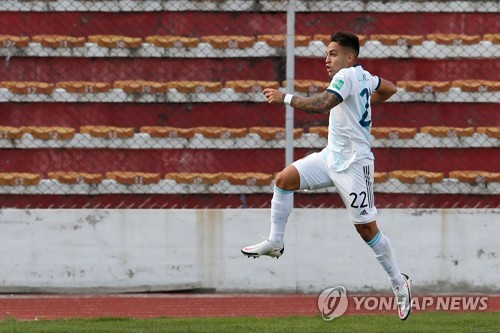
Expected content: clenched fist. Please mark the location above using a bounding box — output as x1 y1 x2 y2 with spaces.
263 88 286 104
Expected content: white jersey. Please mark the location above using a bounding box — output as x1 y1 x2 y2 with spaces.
322 64 381 172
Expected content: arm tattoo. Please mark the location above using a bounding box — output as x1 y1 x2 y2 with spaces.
291 92 339 114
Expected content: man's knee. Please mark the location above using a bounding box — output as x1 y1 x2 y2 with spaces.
275 167 300 191
355 221 379 242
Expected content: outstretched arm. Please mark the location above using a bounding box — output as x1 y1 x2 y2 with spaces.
263 88 340 114
371 78 397 105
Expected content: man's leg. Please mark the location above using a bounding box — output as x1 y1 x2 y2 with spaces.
333 160 412 320
268 165 300 246
355 221 405 289
242 152 332 258
241 165 300 258
356 222 412 320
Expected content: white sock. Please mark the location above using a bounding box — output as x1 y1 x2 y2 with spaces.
268 186 294 246
367 231 405 289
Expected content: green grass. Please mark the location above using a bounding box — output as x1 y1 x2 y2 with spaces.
0 312 498 333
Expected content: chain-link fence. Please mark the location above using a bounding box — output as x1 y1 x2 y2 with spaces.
0 0 498 208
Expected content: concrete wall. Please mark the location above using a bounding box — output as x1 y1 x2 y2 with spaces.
0 208 498 293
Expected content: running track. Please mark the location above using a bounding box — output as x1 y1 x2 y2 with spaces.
0 294 498 320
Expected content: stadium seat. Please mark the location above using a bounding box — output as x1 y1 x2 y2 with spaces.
164 172 222 185
308 126 328 138
0 173 41 186
313 34 367 46
140 126 196 139
390 170 444 184
145 35 200 48
56 81 111 93
249 127 303 140
449 170 500 183
396 80 451 92
426 33 481 45
193 127 249 138
80 126 135 139
0 81 54 94
201 35 256 49
222 172 274 186
114 80 169 94
88 35 143 48
371 127 418 139
257 34 311 47
420 126 475 137
282 80 328 93
32 35 86 48
106 171 161 185
374 172 389 183
21 126 76 140
168 81 222 93
0 126 23 139
370 34 424 46
48 171 103 184
451 80 500 92
476 127 500 138
483 33 500 44
225 80 279 93
0 35 30 47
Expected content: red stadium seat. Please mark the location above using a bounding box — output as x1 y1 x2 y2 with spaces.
371 127 418 139
0 173 41 186
0 35 30 47
168 81 222 93
390 170 444 184
0 81 54 94
164 172 222 185
396 81 451 92
427 33 481 45
0 126 23 140
225 80 279 93
140 126 196 139
145 35 200 48
114 80 170 94
420 126 474 137
80 126 135 139
56 81 111 93
193 127 249 139
370 34 424 46
21 126 76 140
32 35 86 48
249 127 303 140
88 35 142 48
257 34 311 47
222 172 274 186
282 80 328 93
48 171 103 184
449 170 500 183
201 35 256 49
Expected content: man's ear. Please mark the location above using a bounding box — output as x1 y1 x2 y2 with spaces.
347 51 356 64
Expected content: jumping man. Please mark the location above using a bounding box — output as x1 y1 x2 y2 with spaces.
241 31 413 320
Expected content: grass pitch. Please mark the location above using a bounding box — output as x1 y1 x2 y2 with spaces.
0 312 498 333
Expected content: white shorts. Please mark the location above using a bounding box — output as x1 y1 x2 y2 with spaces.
292 152 377 224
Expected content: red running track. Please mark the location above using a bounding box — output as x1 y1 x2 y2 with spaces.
0 294 498 320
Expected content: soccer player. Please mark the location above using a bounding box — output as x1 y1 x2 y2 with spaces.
241 31 412 320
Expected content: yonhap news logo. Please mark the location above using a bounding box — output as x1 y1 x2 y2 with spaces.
318 286 489 320
317 286 348 320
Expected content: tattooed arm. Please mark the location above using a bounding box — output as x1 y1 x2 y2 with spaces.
262 88 340 115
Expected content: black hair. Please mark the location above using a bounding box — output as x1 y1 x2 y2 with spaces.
330 31 360 57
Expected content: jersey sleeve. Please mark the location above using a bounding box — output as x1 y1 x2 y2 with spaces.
372 75 381 91
326 69 352 102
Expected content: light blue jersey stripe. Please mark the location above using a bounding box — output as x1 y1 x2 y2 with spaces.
366 231 382 247
274 186 294 195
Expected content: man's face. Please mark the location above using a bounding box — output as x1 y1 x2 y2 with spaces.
325 41 353 78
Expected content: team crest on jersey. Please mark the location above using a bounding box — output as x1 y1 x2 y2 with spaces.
333 78 344 90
